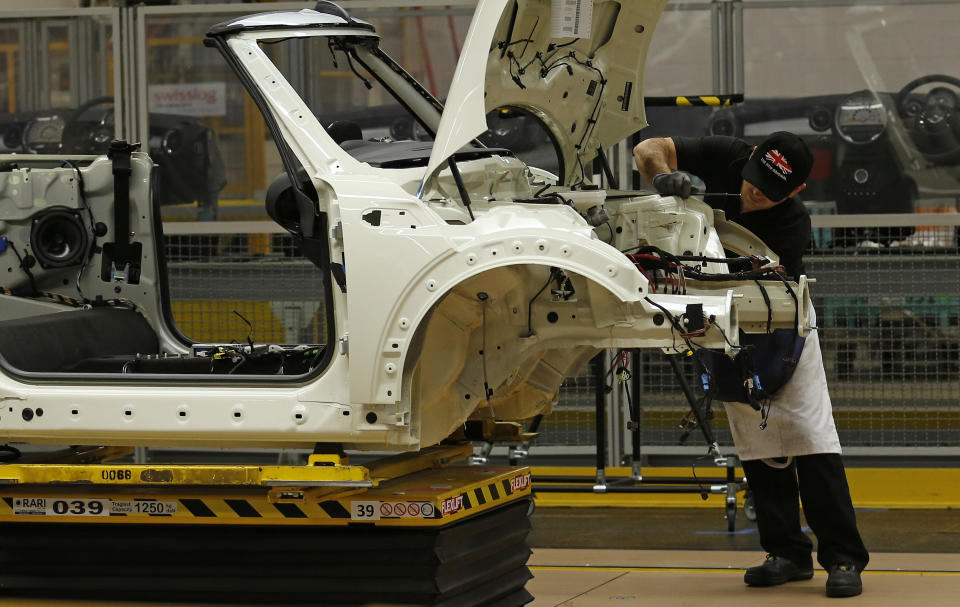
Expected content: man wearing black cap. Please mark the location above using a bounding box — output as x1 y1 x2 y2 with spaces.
633 132 869 598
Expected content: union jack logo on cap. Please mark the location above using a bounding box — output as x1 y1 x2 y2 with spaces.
765 149 792 175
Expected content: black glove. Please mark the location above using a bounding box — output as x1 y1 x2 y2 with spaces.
652 171 704 198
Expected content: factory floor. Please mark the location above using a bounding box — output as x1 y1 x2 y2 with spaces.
0 508 956 607
526 506 960 606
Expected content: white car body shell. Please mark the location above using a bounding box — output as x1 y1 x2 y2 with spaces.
0 0 811 450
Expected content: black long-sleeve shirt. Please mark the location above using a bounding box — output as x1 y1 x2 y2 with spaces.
671 135 811 279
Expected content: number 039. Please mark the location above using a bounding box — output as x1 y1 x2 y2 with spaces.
51 499 107 516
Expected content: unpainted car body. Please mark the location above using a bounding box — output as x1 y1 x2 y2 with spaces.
0 0 811 451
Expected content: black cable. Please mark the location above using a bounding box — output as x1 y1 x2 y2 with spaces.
344 49 372 90
690 454 714 500
599 221 614 244
643 296 695 353
524 268 556 337
573 156 586 188
621 372 640 433
674 253 768 265
679 264 786 283
754 279 773 334
500 37 534 48
758 398 772 430
327 38 339 68
232 310 256 350
546 39 578 52
777 275 800 334
516 16 539 59
6 240 38 296
623 244 780 278
64 160 96 301
541 52 606 152
534 182 551 197
621 244 681 264
500 44 603 186
63 160 96 234
506 52 526 89
710 319 740 350
643 296 685 335
501 17 541 88
478 292 495 413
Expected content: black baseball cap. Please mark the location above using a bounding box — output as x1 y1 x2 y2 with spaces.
741 131 814 202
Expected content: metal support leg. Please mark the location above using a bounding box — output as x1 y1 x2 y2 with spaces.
713 452 745 531
629 349 642 481
469 441 493 466
508 414 542 466
592 353 607 493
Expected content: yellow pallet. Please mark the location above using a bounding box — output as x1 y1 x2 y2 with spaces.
0 445 532 527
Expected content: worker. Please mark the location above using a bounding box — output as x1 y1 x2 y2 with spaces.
633 132 869 598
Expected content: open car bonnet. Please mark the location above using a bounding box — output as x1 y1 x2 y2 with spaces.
426 0 669 188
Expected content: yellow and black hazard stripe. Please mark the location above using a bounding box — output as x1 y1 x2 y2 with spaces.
177 498 358 520
0 467 532 527
450 475 530 515
644 94 744 107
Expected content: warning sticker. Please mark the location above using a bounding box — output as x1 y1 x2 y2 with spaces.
349 500 436 521
14 497 110 517
11 497 177 517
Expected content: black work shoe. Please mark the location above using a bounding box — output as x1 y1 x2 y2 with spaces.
826 563 863 597
744 554 814 587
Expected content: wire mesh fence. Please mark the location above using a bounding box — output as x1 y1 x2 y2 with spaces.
161 220 960 453
532 366 602 448
163 232 327 346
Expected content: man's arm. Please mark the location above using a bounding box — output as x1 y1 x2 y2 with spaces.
633 137 678 182
634 137 703 198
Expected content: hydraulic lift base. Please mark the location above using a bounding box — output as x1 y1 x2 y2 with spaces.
0 444 534 606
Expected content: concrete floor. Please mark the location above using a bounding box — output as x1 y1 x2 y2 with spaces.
528 549 960 606
526 506 960 606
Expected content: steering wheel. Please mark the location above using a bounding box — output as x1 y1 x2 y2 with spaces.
61 96 116 154
894 74 960 164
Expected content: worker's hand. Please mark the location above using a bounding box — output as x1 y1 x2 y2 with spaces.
652 171 704 198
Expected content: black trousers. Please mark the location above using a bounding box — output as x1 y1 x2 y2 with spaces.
742 453 869 571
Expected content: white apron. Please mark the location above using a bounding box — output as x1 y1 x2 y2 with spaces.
722 308 841 461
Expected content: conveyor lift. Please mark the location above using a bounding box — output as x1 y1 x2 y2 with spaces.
0 444 534 606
